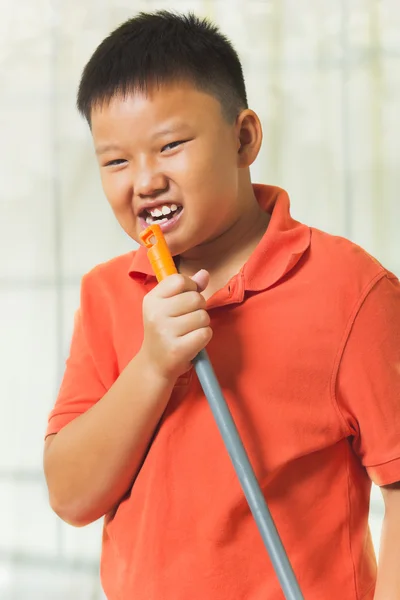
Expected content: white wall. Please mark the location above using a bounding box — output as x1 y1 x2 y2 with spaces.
1 1 398 597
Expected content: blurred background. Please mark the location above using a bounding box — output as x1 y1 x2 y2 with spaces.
0 0 399 598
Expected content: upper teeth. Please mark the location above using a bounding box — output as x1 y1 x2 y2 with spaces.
149 204 178 217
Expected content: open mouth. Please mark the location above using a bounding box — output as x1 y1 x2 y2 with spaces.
140 202 184 230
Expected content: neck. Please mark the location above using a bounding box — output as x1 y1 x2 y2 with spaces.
178 188 270 283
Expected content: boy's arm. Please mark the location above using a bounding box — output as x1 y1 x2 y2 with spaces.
44 271 211 527
373 482 400 600
334 273 400 598
44 350 174 527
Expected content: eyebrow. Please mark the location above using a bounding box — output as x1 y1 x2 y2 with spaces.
95 124 191 155
151 124 189 139
96 143 122 156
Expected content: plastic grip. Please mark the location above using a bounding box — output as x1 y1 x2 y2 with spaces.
140 225 178 282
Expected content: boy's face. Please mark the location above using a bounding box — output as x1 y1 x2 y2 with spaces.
91 81 251 256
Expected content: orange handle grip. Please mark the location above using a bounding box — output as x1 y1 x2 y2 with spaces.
140 225 178 282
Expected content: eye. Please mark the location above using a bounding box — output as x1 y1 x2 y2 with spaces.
161 140 186 153
104 159 127 167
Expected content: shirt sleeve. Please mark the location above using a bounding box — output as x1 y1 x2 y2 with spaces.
45 273 116 437
336 272 400 486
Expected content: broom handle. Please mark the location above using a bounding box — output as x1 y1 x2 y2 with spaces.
140 225 304 600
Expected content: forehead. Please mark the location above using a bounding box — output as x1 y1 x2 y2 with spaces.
91 82 225 142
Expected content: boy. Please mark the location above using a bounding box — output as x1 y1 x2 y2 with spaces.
44 11 400 600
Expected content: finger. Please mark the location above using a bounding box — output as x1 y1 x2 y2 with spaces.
175 326 213 360
172 310 211 337
156 274 199 298
190 269 210 293
165 291 207 317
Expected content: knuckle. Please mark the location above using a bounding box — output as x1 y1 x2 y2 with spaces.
173 274 187 293
143 292 158 312
189 291 204 310
199 326 212 344
158 274 185 295
198 309 210 326
143 302 158 324
195 292 207 309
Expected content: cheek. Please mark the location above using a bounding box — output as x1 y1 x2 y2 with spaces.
195 149 239 203
175 142 238 195
101 172 133 212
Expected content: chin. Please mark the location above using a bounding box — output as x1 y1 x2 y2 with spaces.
164 241 189 257
159 230 190 256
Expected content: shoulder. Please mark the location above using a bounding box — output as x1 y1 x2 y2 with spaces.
309 227 392 295
78 250 143 315
82 251 136 287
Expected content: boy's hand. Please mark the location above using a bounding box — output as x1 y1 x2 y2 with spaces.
140 270 212 381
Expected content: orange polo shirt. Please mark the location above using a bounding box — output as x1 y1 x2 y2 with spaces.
47 185 400 600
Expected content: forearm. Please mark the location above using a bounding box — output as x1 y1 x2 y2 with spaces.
44 349 175 527
374 485 400 599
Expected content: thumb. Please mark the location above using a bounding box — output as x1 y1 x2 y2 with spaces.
191 269 210 293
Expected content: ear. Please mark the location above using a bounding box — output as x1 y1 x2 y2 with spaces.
236 109 263 168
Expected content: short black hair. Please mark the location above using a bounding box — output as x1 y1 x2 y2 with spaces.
77 11 248 125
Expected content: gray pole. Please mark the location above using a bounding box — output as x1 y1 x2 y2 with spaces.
193 349 304 600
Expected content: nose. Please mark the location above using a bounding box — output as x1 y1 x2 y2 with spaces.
134 157 168 198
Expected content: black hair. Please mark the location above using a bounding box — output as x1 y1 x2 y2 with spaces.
77 10 248 124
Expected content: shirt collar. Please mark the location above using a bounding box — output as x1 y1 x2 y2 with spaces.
243 184 311 291
128 237 154 281
128 184 311 290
